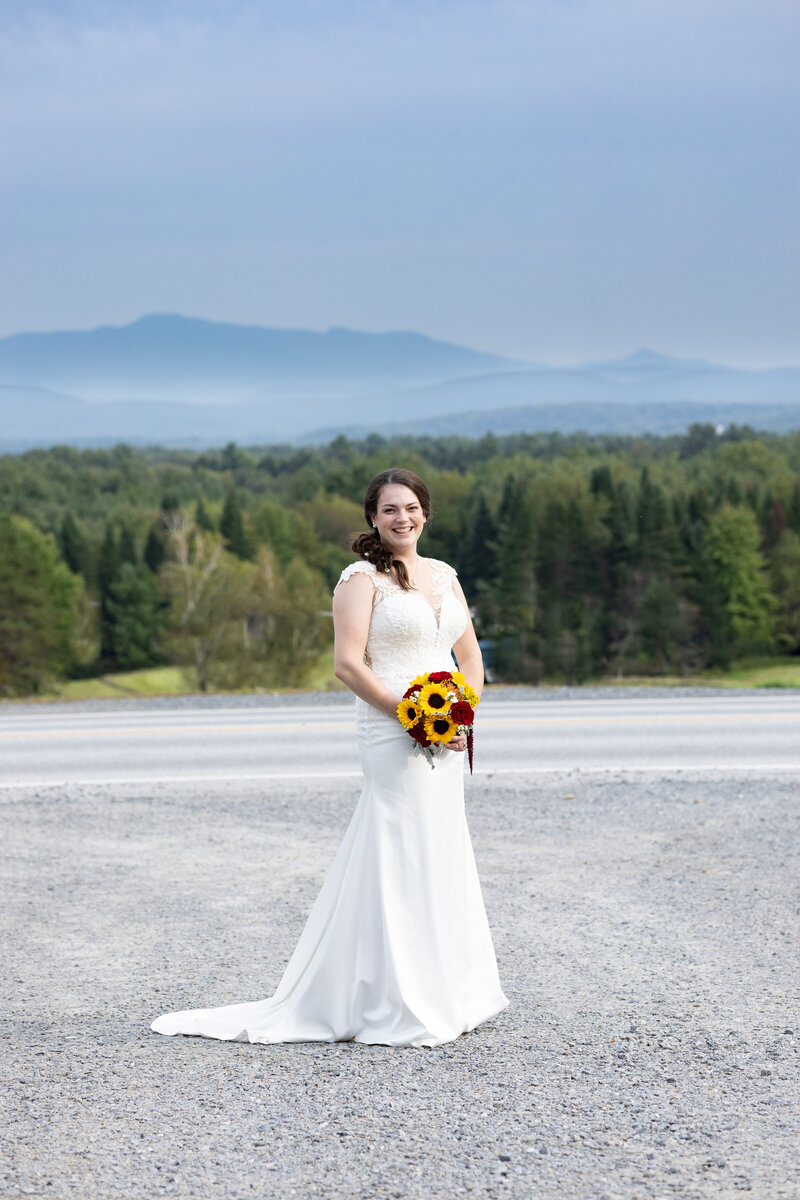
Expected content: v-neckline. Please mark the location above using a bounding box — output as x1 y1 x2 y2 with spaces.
413 587 446 632
388 558 448 632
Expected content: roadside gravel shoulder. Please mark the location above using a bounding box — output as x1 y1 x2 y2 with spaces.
2 765 798 1198
3 682 799 717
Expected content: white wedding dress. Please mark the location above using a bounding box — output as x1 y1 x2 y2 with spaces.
151 558 508 1047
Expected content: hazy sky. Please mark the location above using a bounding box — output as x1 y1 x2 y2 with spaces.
2 0 798 364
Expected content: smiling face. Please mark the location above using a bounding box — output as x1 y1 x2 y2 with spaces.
371 483 425 555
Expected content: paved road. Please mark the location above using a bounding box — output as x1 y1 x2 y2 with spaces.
2 691 799 786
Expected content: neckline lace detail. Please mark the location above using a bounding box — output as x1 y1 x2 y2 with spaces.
337 558 456 630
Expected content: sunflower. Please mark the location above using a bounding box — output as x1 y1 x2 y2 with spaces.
418 681 451 715
451 670 466 689
396 697 420 731
424 713 458 744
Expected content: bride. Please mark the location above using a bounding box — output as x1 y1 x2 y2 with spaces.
151 467 508 1047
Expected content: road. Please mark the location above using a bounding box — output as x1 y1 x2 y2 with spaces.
2 691 799 787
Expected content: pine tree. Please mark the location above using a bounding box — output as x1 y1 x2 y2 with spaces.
786 482 800 535
493 477 537 679
194 497 215 533
96 523 121 662
763 495 786 550
143 524 166 574
0 515 82 695
220 491 251 559
605 481 636 587
160 493 181 516
770 530 800 651
57 512 89 579
638 579 688 670
702 504 775 659
118 524 137 566
107 563 164 670
458 493 496 594
590 464 614 500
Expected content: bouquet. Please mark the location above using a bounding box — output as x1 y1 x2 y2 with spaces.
396 669 479 772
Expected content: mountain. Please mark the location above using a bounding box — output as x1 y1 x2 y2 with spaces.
303 401 800 443
0 314 521 403
0 315 798 449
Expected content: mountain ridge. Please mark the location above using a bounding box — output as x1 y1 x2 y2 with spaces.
0 313 523 402
1 315 799 448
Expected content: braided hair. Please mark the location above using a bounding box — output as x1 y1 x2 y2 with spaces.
351 468 432 591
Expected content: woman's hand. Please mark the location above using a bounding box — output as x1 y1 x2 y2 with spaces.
447 733 468 753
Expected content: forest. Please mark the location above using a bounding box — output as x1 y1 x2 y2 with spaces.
1 424 799 697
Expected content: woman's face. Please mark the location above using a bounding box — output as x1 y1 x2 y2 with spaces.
371 483 425 555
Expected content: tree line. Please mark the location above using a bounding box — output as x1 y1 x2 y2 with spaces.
1 425 799 696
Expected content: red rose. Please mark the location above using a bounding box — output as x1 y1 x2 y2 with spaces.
450 701 474 726
403 685 419 699
427 671 453 684
409 722 432 747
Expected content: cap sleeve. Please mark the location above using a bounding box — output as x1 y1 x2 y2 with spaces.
428 558 458 597
335 560 378 590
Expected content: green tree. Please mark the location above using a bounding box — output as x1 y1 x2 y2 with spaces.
143 523 166 574
106 563 164 670
96 522 120 660
786 482 800 535
458 492 496 595
0 515 82 695
638 579 693 671
118 524 137 566
633 472 683 574
160 517 258 690
770 529 800 651
702 504 774 659
493 476 537 680
215 549 332 690
220 491 251 559
57 512 90 579
194 497 216 533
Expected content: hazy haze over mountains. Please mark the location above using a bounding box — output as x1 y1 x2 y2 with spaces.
0 314 519 402
1 315 798 451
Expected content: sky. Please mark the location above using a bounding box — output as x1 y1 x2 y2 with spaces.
1 0 799 366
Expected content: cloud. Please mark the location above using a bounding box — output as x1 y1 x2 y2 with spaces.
1 0 798 362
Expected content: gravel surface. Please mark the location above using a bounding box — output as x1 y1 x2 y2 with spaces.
2 765 798 1199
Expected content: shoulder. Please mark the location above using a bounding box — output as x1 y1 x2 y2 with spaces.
335 560 379 590
424 557 458 580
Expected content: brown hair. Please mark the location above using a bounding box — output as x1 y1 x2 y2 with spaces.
351 468 432 590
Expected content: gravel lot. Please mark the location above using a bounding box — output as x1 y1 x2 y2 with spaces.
2 758 798 1198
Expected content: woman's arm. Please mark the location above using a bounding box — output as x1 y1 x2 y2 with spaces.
446 578 485 753
332 573 402 718
451 578 485 700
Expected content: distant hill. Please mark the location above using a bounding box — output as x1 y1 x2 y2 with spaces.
0 316 798 449
0 314 520 403
304 401 800 443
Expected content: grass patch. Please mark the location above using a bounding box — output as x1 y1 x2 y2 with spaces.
594 657 800 690
302 648 344 692
709 658 800 689
26 652 800 704
53 667 191 700
42 650 344 702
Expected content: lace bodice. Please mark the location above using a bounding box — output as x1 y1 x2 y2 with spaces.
335 558 467 703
